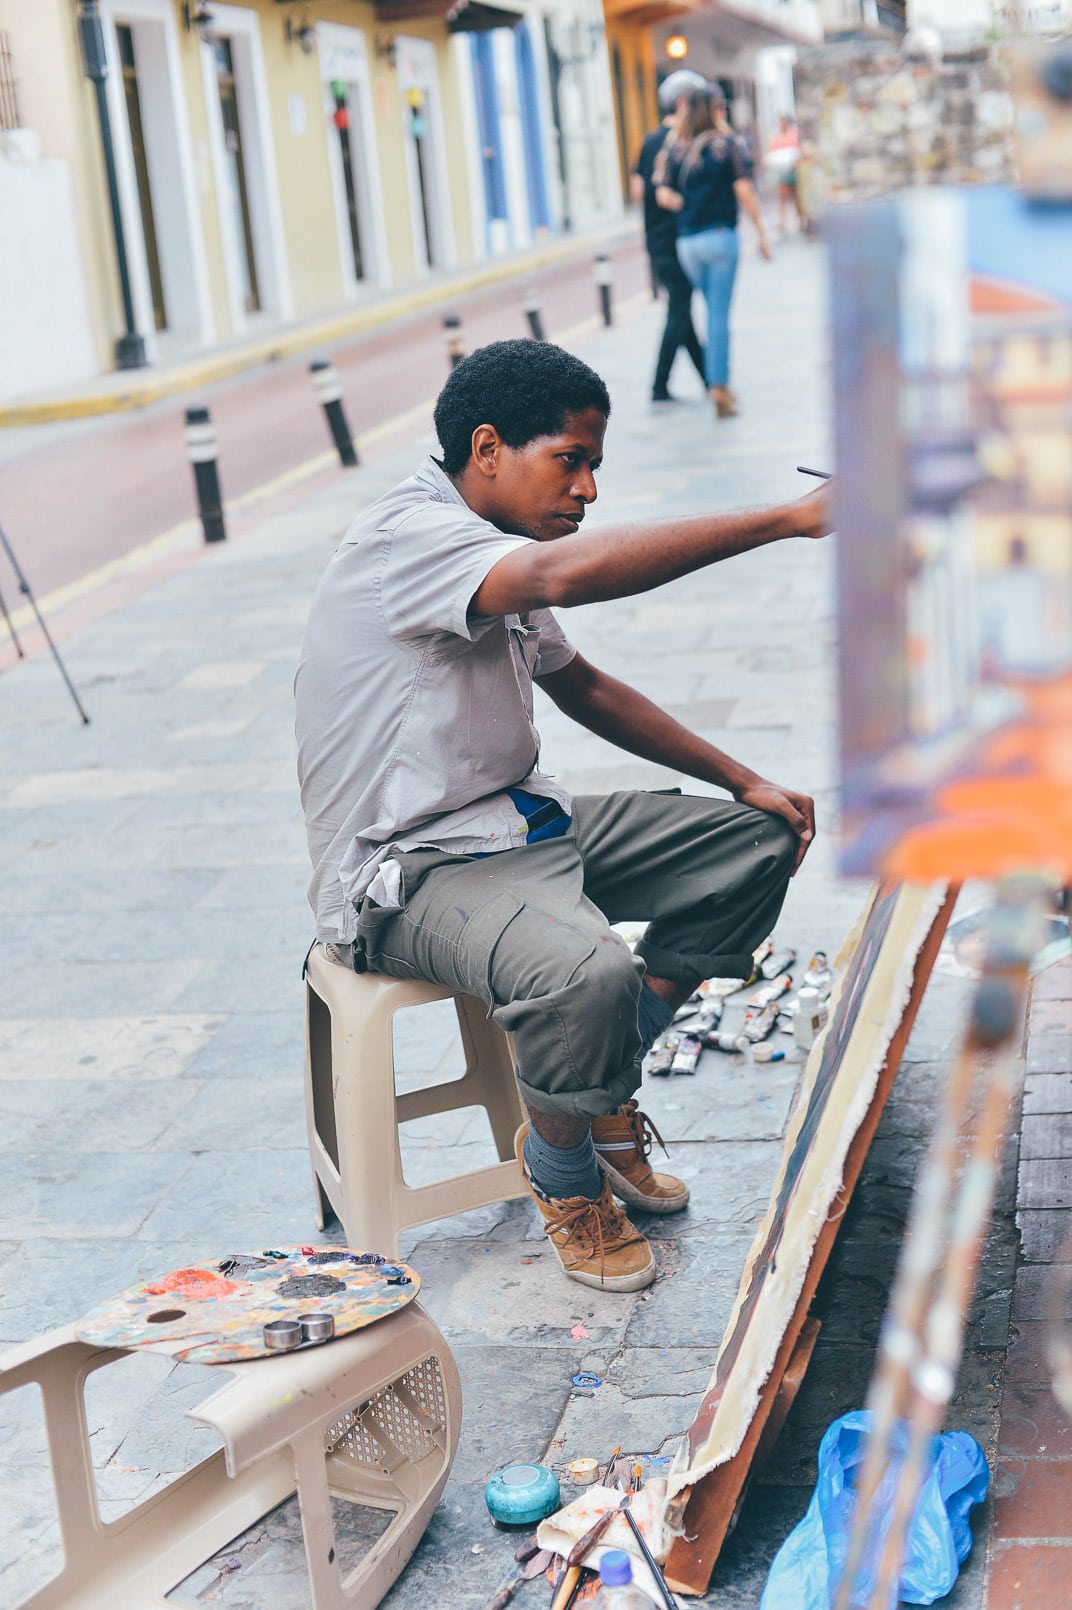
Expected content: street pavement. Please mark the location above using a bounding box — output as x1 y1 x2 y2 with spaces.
0 237 1046 1607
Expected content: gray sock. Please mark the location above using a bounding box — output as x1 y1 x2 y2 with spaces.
523 1125 602 1202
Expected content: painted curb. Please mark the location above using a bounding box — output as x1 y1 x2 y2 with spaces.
0 229 638 427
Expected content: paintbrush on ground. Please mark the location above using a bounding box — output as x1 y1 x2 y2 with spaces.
621 1507 678 1610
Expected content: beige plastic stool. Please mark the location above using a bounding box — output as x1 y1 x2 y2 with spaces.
304 944 528 1256
1 1300 461 1609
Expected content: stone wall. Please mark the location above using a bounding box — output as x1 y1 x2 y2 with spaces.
792 40 1016 209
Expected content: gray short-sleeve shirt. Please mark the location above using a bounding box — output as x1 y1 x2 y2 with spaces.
294 457 576 942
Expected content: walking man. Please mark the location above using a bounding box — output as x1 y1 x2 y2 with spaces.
632 70 708 403
295 340 831 1293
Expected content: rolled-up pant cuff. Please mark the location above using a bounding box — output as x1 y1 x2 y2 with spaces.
514 1062 642 1121
635 939 756 985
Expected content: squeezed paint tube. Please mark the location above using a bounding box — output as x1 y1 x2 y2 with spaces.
803 950 833 994
669 1033 703 1074
675 997 724 1033
703 1027 748 1054
646 1031 679 1077
759 946 797 982
747 972 793 1008
739 1001 780 1044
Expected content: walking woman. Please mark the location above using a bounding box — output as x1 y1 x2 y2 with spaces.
655 86 770 418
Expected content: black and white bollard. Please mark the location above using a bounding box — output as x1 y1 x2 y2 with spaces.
443 313 465 370
522 286 545 342
310 359 358 467
184 405 226 544
594 253 613 327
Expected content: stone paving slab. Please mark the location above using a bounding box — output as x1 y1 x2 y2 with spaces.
0 238 1048 1606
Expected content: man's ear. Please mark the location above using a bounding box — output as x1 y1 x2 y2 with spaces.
471 423 502 479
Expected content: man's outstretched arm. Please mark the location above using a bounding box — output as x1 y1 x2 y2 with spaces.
472 485 831 617
538 653 816 873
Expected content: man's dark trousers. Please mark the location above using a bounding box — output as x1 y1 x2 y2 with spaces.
650 247 706 398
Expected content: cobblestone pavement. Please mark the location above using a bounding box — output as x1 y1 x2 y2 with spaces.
0 238 1060 1607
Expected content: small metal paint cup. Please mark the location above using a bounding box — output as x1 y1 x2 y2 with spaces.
568 1457 599 1485
263 1318 302 1351
299 1312 335 1344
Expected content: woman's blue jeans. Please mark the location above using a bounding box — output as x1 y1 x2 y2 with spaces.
676 226 739 389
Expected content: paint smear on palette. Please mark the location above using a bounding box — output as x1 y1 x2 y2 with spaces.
75 1248 420 1365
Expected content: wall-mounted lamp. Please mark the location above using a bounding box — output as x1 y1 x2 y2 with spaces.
374 31 397 69
183 3 215 40
666 35 688 60
284 12 316 53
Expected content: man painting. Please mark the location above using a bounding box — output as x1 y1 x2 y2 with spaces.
295 339 830 1293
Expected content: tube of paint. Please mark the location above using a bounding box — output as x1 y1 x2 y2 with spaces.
747 972 793 1008
670 1033 703 1074
739 1001 780 1044
646 1032 679 1077
759 946 797 982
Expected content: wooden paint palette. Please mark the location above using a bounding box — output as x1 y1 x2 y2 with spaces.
74 1247 420 1365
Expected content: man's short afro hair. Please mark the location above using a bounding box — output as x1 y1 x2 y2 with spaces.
433 339 611 476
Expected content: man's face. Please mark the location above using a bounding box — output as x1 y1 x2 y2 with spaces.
487 407 606 543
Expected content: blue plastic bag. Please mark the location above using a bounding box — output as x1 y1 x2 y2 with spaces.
760 1411 989 1610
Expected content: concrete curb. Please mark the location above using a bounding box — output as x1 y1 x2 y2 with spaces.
0 226 638 428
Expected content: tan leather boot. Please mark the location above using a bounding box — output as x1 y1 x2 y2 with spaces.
590 1101 690 1214
514 1124 656 1292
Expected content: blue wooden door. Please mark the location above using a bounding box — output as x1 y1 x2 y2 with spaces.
470 33 507 249
514 20 551 234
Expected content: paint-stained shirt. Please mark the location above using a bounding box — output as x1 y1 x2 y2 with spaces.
294 456 576 943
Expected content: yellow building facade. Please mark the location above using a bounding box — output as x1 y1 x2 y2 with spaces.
0 0 620 396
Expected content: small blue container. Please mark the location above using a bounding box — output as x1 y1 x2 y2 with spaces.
484 1463 561 1529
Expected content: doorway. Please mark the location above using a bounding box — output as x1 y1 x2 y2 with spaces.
213 37 260 314
197 3 292 333
396 35 454 275
99 0 214 351
317 22 386 295
116 23 166 330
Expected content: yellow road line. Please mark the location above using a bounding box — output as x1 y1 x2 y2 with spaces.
0 287 654 643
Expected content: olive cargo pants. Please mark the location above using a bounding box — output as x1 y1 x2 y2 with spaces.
354 790 797 1119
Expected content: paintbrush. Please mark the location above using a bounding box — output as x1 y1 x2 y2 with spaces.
600 1444 622 1486
549 1561 583 1610
631 1461 642 1494
796 465 831 479
621 1507 678 1610
564 1488 632 1569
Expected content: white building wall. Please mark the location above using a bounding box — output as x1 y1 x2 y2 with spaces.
544 0 622 233
0 157 98 401
910 0 1072 32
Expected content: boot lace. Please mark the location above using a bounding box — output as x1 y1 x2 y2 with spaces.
543 1193 630 1277
622 1100 669 1160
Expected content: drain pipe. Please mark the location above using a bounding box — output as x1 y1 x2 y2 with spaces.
76 0 147 370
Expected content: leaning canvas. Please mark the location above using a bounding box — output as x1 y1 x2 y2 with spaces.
666 882 949 1522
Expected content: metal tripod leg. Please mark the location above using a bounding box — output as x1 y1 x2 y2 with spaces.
0 521 90 724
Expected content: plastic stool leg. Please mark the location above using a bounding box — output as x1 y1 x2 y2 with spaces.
455 994 524 1159
332 992 406 1256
